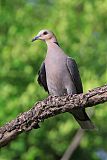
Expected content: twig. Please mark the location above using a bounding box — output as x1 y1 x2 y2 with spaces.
61 129 84 160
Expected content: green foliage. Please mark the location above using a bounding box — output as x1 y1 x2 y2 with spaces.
0 0 107 159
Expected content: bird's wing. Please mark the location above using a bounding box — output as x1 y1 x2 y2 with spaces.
66 57 83 93
37 62 49 93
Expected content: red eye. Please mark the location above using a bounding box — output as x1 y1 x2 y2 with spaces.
43 31 48 35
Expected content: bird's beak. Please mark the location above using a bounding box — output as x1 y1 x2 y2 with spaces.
32 35 40 42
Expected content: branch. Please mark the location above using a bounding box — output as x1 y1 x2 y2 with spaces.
61 129 84 160
61 105 95 160
0 84 107 148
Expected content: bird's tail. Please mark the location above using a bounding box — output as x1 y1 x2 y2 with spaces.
71 108 96 130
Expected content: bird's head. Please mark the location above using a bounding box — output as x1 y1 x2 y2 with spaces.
32 29 57 43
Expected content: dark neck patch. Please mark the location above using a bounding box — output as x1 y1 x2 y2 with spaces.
54 42 60 46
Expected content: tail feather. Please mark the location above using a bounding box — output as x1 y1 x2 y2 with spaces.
75 119 95 130
71 108 96 130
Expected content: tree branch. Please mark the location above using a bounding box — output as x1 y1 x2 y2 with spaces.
0 84 107 148
61 129 84 160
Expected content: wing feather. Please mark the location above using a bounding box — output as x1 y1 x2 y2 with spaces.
66 57 83 93
37 62 49 93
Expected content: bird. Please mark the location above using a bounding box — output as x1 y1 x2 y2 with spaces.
32 29 95 129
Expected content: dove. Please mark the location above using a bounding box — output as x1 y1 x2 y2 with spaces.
32 29 95 129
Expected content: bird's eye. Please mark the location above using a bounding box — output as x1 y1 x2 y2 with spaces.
43 31 48 35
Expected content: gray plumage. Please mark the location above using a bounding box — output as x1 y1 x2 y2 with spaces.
38 62 49 93
33 29 95 129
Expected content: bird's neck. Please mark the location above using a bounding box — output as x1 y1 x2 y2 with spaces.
46 37 59 47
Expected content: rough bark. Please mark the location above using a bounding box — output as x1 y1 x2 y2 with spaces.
0 84 107 148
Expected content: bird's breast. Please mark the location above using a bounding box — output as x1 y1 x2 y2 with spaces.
45 51 66 79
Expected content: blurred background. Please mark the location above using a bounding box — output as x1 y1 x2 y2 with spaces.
0 0 107 159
